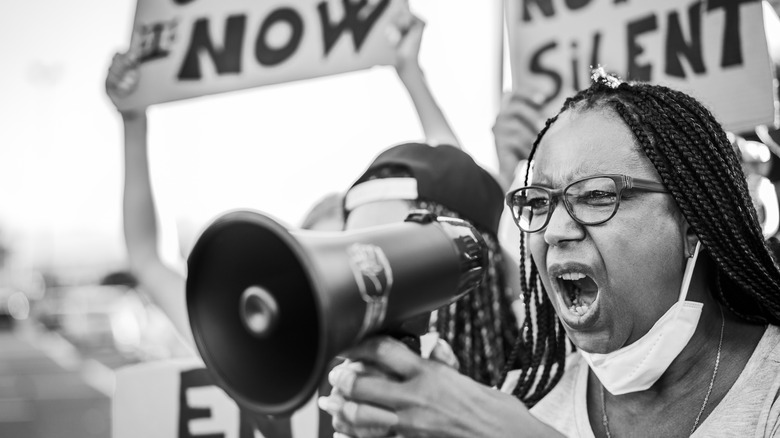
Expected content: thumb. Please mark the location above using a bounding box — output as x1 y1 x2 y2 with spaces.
429 338 459 370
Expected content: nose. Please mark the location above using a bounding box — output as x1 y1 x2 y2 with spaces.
543 198 585 246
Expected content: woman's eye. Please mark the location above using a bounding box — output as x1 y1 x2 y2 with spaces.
527 197 550 211
580 190 616 205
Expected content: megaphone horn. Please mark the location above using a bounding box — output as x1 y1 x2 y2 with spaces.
186 209 488 416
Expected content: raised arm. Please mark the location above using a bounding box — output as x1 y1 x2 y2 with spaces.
106 53 195 349
393 12 461 148
492 92 547 192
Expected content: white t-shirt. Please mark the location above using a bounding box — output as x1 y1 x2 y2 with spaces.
514 325 780 437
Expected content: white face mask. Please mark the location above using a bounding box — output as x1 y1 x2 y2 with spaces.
579 241 703 395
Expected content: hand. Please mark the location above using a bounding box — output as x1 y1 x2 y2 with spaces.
390 10 425 78
420 333 459 370
320 359 400 438
492 92 548 190
105 51 142 118
318 336 536 438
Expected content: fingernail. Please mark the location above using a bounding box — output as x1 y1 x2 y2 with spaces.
331 368 356 395
342 400 358 421
328 367 343 387
317 396 341 414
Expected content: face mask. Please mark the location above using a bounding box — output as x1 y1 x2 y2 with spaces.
579 241 703 395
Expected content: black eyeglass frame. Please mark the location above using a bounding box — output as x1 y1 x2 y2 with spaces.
504 174 670 233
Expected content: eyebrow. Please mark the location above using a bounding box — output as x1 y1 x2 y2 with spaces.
531 162 596 187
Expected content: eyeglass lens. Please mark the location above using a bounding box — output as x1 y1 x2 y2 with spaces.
512 177 620 232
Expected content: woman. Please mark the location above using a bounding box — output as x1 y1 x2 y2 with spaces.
342 141 522 386
319 70 780 437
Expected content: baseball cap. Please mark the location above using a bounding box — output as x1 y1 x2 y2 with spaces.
344 143 504 235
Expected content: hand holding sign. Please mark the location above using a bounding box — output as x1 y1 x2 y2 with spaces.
390 9 425 79
106 51 143 117
492 90 547 190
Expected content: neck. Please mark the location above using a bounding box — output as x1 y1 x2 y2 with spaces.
607 286 763 404
650 295 723 397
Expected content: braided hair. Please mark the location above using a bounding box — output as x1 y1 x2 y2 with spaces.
348 165 522 387
502 69 780 406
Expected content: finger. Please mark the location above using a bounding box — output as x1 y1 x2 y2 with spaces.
429 338 459 370
114 53 134 71
391 7 414 31
319 393 346 417
342 399 399 428
342 336 422 378
509 112 541 138
403 16 424 42
329 363 396 397
126 47 142 64
328 401 396 438
332 416 393 438
119 76 135 91
510 85 549 109
346 374 411 413
329 364 358 395
107 70 122 86
327 365 410 412
328 360 378 394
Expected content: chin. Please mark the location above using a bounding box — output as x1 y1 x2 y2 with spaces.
562 324 615 354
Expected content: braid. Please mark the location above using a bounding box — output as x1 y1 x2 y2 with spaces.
413 199 521 386
493 105 572 406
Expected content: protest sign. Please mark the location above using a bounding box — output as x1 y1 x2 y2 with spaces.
113 359 319 438
506 0 778 133
114 0 407 110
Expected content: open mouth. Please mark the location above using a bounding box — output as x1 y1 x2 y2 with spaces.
556 272 599 317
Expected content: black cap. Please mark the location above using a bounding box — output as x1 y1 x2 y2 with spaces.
346 143 504 235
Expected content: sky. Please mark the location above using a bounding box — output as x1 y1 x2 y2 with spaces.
0 0 505 281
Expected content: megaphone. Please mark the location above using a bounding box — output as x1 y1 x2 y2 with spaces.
186 209 488 417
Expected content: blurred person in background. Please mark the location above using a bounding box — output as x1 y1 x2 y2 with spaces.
104 4 458 361
340 142 522 384
316 11 530 433
107 48 351 438
731 134 779 240
100 271 191 361
108 7 520 436
299 192 346 232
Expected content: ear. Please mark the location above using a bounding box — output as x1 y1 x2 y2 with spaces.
681 219 699 258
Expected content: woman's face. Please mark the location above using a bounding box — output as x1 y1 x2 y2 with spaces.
529 108 688 354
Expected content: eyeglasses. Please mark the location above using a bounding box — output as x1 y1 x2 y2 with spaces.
505 174 669 233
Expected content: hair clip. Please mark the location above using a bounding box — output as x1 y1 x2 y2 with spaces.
590 66 623 89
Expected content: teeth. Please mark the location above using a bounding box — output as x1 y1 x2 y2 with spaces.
558 272 586 281
569 302 591 316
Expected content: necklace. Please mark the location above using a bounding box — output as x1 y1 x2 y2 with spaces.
600 306 725 438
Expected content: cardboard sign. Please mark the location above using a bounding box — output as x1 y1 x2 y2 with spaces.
506 0 778 133
115 0 407 110
112 359 319 438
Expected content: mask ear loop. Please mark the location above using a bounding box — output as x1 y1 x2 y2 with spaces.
678 241 701 302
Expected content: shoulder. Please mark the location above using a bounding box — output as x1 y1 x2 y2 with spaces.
529 353 588 426
695 325 780 437
500 352 590 436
